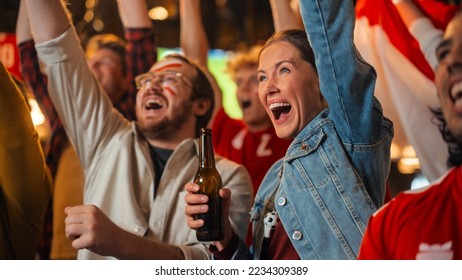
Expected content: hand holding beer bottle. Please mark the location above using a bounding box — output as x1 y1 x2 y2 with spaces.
193 128 224 241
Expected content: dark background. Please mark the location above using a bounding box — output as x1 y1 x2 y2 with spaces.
0 0 276 50
1 0 460 50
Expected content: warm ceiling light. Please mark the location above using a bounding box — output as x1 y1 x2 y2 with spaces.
148 7 169 21
402 145 417 158
28 99 45 126
390 142 401 160
85 0 96 9
84 10 94 22
397 145 420 174
398 157 420 174
92 19 104 32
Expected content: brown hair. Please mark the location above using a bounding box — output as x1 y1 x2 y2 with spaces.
164 53 215 138
85 34 127 75
260 29 317 73
226 45 262 80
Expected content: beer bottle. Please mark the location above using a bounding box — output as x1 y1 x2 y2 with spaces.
194 128 224 241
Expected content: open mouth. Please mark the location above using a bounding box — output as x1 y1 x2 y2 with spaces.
451 81 462 105
269 102 291 120
241 100 251 109
145 99 163 110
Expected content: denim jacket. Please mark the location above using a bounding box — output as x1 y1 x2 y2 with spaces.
233 0 393 260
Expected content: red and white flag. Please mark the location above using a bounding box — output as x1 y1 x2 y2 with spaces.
354 0 459 182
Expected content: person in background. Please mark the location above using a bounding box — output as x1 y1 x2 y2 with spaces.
24 0 252 260
185 0 393 259
354 0 459 187
358 9 462 260
391 0 460 183
0 60 52 259
16 0 157 259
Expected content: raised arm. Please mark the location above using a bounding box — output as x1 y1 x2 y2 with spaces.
25 0 129 169
16 0 59 130
299 0 393 207
180 0 209 67
180 0 222 125
16 0 33 44
270 0 304 31
0 61 51 259
117 0 152 28
393 0 425 27
394 0 443 69
25 0 70 44
299 0 380 143
117 0 158 114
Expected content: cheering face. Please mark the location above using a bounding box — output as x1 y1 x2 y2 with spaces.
135 58 197 139
435 14 462 142
87 48 126 103
257 41 323 139
234 65 271 131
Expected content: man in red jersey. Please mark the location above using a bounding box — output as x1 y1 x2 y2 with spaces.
359 8 462 260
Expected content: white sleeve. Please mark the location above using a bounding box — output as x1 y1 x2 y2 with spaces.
409 17 444 70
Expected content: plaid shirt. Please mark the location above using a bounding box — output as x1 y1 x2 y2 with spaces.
18 28 157 259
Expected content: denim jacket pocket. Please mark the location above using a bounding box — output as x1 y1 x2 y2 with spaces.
287 127 326 161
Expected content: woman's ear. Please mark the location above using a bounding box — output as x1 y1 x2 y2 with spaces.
192 98 211 117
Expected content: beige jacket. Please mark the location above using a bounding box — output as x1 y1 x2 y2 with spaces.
35 27 253 260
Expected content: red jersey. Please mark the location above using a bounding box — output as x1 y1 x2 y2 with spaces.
359 166 462 260
212 108 291 193
263 220 300 260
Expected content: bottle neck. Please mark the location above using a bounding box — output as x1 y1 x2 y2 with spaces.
199 128 215 168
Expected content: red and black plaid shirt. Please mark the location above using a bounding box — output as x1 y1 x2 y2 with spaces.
18 27 157 259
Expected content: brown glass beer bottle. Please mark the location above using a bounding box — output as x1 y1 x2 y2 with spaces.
194 128 224 241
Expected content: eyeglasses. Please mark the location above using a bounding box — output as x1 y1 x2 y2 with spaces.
135 71 194 91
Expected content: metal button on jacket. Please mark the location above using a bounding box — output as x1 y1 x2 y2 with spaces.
277 196 287 206
292 231 303 240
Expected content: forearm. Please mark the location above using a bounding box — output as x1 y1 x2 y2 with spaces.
110 230 185 260
17 0 58 122
300 0 378 142
394 0 443 70
393 0 425 28
270 0 304 32
179 0 222 126
25 0 71 44
16 0 33 44
180 0 208 67
117 0 151 28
